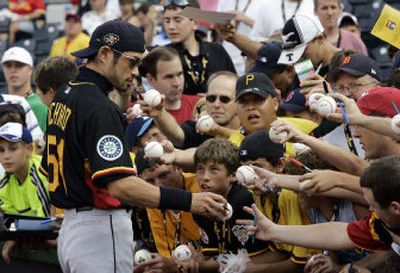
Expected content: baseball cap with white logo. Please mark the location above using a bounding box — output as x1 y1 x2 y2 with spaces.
0 122 32 144
278 14 324 65
1 47 33 67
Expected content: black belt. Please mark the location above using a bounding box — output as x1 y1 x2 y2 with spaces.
76 206 94 212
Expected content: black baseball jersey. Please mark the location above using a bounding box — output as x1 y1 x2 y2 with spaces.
40 67 136 209
194 184 268 257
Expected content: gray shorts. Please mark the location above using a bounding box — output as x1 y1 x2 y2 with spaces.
58 208 134 273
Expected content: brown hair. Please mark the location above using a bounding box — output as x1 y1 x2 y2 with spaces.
139 46 180 79
34 56 78 94
194 138 240 175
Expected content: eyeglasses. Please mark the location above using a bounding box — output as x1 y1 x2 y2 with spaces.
335 82 377 94
110 47 142 68
164 0 189 6
205 95 232 104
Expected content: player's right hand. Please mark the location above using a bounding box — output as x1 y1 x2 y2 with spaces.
190 192 227 221
236 204 275 242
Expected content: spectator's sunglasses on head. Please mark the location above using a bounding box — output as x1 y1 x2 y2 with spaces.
164 0 189 7
206 95 232 104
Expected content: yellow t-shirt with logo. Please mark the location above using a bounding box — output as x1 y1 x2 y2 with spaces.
146 173 200 258
228 117 318 157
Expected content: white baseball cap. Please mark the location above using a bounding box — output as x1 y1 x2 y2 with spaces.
1 46 33 67
278 14 324 65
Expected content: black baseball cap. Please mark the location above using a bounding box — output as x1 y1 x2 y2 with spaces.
280 88 306 113
135 149 158 175
239 130 284 161
251 42 287 77
334 54 382 82
72 20 145 59
236 72 276 101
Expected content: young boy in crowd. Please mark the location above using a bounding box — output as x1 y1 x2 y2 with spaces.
239 130 319 272
189 137 268 272
0 122 50 217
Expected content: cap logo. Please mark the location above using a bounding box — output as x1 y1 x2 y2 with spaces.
245 74 255 85
371 68 376 75
103 33 119 46
239 150 248 156
342 56 351 64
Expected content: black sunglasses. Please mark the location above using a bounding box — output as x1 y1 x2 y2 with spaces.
96 38 142 68
205 95 232 104
110 47 142 68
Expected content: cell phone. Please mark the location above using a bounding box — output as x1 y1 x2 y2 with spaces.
294 59 315 81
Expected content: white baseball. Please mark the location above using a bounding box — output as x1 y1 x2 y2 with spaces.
224 203 233 221
144 141 164 158
236 166 258 186
173 245 192 261
308 93 325 112
317 96 337 117
131 104 142 116
292 143 310 155
391 114 400 134
143 89 162 107
134 249 152 264
196 115 215 133
269 127 288 143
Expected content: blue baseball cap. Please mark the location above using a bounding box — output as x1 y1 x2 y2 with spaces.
251 42 287 76
125 117 154 150
72 20 145 58
280 88 306 113
0 122 32 144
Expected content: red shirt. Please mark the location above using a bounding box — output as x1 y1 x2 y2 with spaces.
9 0 45 15
167 95 201 124
347 212 392 251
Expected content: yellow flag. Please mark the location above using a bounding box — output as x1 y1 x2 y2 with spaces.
371 4 400 49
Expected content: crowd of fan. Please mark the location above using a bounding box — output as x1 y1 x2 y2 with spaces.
0 0 399 272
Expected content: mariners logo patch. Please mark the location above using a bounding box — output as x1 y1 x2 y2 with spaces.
97 135 123 161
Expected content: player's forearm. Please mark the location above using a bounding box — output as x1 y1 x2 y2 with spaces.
230 33 262 60
154 109 185 147
246 258 303 273
270 222 353 250
354 115 400 141
302 135 367 176
108 176 161 208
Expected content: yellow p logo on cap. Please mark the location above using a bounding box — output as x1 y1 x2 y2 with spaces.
245 74 254 85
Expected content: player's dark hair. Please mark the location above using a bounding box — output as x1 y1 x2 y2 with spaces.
360 155 400 208
194 138 240 175
34 57 78 94
139 46 180 79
